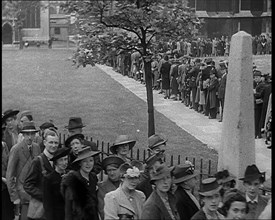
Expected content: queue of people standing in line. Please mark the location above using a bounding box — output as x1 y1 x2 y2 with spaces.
111 49 272 146
2 109 272 220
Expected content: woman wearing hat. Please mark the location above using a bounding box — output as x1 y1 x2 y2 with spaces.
104 163 146 219
2 109 20 151
65 133 85 170
219 189 248 220
141 164 179 220
239 164 268 219
43 147 71 220
191 178 224 220
214 169 236 207
61 147 101 220
110 135 136 163
173 164 200 220
98 156 125 220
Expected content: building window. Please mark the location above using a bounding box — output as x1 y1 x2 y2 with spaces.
196 0 206 11
188 0 195 9
49 6 57 14
54 27 61 35
23 5 40 28
241 0 250 10
206 0 218 12
218 0 232 12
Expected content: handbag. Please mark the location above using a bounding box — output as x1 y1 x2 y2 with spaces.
255 98 263 104
27 156 45 219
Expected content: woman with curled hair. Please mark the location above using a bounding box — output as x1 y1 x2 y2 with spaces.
219 189 249 220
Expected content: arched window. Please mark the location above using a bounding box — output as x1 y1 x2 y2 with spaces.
23 4 40 28
49 6 57 14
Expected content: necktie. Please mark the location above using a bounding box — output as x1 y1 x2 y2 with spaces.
28 146 33 159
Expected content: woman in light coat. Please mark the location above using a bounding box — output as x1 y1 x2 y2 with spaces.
104 163 146 219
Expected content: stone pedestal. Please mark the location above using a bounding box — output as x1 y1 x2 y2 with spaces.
218 31 255 191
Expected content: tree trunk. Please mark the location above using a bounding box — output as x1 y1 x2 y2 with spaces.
19 28 23 50
144 59 155 137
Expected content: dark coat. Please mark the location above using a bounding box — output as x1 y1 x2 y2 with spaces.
206 77 219 109
136 171 153 199
245 194 269 220
201 66 212 82
141 190 179 220
3 129 18 152
191 209 207 220
217 73 227 99
43 171 66 220
160 61 172 90
24 153 55 201
175 186 200 220
170 63 180 95
259 82 272 129
97 178 119 220
61 170 99 220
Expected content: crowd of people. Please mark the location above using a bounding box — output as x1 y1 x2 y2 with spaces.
2 108 272 220
111 48 272 145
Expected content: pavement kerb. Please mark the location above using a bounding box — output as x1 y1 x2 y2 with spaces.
99 64 272 178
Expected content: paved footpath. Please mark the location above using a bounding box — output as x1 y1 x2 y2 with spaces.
97 64 271 178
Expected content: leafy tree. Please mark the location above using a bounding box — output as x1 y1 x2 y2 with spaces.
62 0 201 137
2 1 40 49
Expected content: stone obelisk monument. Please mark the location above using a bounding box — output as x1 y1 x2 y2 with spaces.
218 31 255 191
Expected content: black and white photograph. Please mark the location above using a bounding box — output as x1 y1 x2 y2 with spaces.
2 0 271 219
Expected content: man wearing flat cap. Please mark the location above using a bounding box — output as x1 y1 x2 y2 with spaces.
6 121 41 220
173 163 200 220
2 109 20 151
240 164 268 219
65 117 101 174
97 155 125 220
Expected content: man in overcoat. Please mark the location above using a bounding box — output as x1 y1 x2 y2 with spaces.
6 121 41 220
97 155 125 220
23 129 58 219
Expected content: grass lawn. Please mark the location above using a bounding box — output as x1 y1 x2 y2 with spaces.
2 49 271 176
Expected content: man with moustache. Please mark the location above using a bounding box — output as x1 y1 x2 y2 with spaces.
6 121 41 220
24 128 59 219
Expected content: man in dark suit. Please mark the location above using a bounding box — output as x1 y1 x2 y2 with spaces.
239 164 269 220
173 163 200 220
97 155 125 220
201 58 213 115
24 128 58 219
6 121 41 220
65 117 101 173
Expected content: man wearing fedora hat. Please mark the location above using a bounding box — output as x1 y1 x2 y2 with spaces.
239 164 268 219
2 109 20 151
148 134 167 155
110 135 136 163
65 117 101 174
6 121 41 220
173 164 200 220
24 128 59 219
191 178 224 220
97 155 125 220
